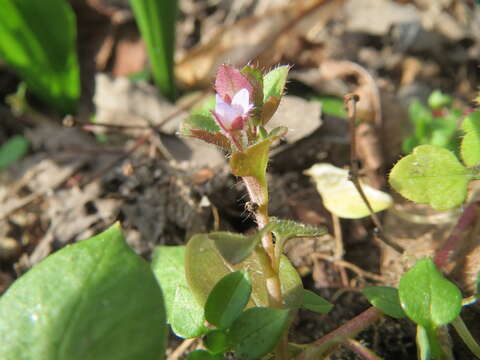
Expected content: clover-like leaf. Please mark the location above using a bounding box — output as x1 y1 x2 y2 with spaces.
0 223 166 360
461 110 480 167
205 271 251 329
399 257 462 329
151 246 206 338
228 307 290 360
389 145 473 210
362 286 406 319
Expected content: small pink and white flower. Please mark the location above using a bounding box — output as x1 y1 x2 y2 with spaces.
212 88 253 133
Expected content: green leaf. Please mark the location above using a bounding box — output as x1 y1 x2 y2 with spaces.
187 349 223 360
183 113 221 133
263 66 289 101
229 307 290 360
270 218 325 262
209 224 274 264
0 223 166 360
241 65 263 125
0 135 29 170
171 285 207 338
362 286 406 319
129 0 177 100
312 96 346 118
428 90 452 110
261 66 289 124
389 145 473 210
230 139 272 215
409 101 432 140
461 110 480 167
205 271 251 329
185 234 303 310
0 0 80 113
279 255 304 309
204 329 229 355
302 290 333 314
151 246 206 338
399 258 462 328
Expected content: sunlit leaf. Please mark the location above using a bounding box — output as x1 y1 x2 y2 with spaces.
461 110 480 167
389 145 473 210
185 234 303 310
129 0 177 100
0 0 80 112
399 258 462 328
151 246 206 338
0 224 166 360
305 163 392 218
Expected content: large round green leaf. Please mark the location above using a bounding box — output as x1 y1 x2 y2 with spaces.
0 223 166 360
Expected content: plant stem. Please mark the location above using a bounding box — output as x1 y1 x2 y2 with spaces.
344 94 404 255
451 316 480 358
242 173 286 360
297 307 383 360
343 338 383 360
434 200 479 270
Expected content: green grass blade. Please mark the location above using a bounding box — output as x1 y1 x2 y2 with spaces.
0 0 80 113
129 0 177 101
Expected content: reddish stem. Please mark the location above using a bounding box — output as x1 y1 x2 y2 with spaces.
434 200 480 270
297 307 383 360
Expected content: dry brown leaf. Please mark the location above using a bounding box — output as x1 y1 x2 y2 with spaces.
175 0 344 88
